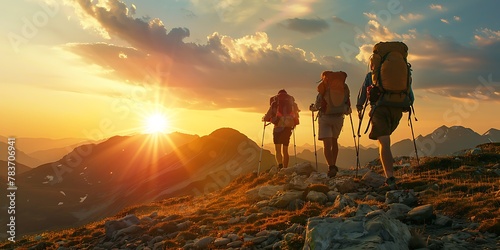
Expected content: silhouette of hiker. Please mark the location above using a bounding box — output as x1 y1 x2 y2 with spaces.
310 71 351 177
263 89 300 169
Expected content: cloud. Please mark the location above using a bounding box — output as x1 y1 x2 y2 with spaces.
280 18 329 34
331 16 351 25
441 19 449 24
429 4 446 12
400 13 424 22
363 12 377 20
474 28 500 46
66 0 337 110
453 16 461 22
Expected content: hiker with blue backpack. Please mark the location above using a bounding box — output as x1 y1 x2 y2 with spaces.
309 71 352 178
357 42 416 189
263 89 300 170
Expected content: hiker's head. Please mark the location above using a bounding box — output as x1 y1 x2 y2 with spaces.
278 89 287 94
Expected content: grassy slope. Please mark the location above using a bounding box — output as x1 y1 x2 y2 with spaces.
2 143 499 249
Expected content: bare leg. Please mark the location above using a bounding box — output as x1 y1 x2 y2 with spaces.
331 138 339 166
323 138 335 166
283 145 289 168
275 144 283 166
378 135 394 178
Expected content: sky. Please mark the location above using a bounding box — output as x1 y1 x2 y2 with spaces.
1 0 499 149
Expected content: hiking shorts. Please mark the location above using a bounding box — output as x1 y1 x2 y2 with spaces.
318 114 344 140
273 127 293 146
369 106 404 140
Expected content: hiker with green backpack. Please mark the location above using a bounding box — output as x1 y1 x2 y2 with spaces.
263 89 300 170
357 41 415 189
309 71 352 178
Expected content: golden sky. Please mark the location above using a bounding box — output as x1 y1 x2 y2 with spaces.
1 0 499 148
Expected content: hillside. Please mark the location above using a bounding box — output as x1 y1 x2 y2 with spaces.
0 129 281 237
2 143 499 249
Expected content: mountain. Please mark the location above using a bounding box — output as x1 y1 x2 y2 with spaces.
391 125 497 157
297 125 499 168
483 128 500 142
0 141 40 167
28 145 86 166
0 136 100 154
0 160 31 178
1 129 278 236
296 146 379 170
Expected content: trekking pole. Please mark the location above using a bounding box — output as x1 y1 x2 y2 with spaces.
357 98 369 137
409 113 420 168
349 113 360 178
311 110 318 171
293 128 297 165
258 121 270 175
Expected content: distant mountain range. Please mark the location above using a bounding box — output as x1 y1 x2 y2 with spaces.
293 126 500 169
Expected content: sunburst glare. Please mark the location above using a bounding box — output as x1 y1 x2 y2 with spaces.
143 113 170 134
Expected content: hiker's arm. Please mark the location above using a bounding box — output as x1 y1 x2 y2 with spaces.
263 103 274 121
409 87 415 105
356 74 370 110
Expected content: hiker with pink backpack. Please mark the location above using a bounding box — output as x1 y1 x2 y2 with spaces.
262 89 300 170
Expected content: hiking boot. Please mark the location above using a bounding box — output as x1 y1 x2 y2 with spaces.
328 165 339 178
385 176 397 190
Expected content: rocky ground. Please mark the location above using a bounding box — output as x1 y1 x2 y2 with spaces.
1 143 499 250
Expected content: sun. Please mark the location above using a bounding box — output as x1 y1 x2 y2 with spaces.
143 113 170 134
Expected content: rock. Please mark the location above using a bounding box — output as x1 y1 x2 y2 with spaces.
246 236 268 244
303 214 411 250
246 185 284 201
288 175 309 190
213 237 230 246
386 203 412 220
227 233 239 241
227 240 243 247
385 190 418 206
104 214 141 239
355 204 376 217
176 220 193 230
280 162 315 176
435 214 453 227
115 225 141 239
334 177 358 193
326 191 340 202
361 170 386 188
407 204 434 223
306 190 328 204
268 191 304 208
228 216 240 224
194 236 215 249
152 241 165 250
330 194 357 213
287 198 305 210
